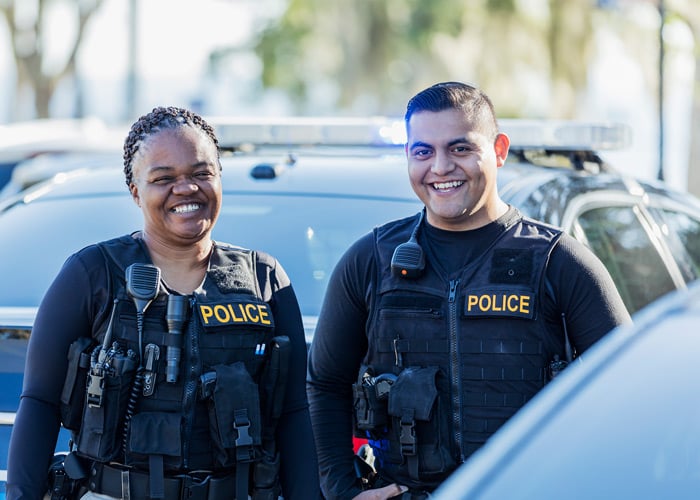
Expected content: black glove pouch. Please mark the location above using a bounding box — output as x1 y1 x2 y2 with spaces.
207 361 263 468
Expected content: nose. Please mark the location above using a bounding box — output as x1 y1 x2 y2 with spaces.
431 150 454 176
172 176 199 194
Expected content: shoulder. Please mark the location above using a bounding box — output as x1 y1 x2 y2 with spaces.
548 233 615 287
375 212 421 238
518 214 563 239
70 235 132 269
218 241 290 286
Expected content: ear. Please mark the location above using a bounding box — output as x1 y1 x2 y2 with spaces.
494 133 510 167
129 183 141 207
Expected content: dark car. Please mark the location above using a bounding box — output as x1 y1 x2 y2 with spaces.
433 280 700 499
1 118 700 494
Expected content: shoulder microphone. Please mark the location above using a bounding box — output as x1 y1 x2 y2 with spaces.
391 210 425 279
125 263 161 357
125 263 161 315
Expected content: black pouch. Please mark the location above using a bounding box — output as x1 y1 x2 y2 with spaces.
76 350 138 462
126 411 183 468
60 337 95 432
387 366 456 479
251 450 281 500
207 362 263 468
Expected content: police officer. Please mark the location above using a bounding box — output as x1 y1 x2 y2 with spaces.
7 107 320 499
306 82 632 500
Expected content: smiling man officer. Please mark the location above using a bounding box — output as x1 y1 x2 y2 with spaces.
307 81 632 500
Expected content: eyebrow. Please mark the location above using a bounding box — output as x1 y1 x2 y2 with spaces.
409 137 469 150
147 161 212 172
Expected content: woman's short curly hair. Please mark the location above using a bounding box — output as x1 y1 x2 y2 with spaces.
123 106 220 188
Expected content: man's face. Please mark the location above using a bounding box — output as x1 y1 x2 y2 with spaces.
405 108 510 231
129 126 222 247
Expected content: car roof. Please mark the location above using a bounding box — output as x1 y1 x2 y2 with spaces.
433 280 700 499
2 152 415 203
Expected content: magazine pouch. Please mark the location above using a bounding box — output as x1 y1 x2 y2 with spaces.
205 361 263 468
387 366 456 483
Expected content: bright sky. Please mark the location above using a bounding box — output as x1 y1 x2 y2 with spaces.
78 0 278 79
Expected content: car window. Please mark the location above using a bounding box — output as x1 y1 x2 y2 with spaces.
571 205 677 313
651 208 700 283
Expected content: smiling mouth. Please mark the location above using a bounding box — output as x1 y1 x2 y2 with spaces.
171 203 201 214
432 180 464 191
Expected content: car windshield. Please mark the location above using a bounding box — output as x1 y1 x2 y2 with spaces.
0 189 420 318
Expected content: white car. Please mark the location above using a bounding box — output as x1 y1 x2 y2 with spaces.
434 280 700 499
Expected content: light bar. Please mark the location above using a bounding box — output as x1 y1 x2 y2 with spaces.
500 119 632 151
207 116 406 149
207 116 632 152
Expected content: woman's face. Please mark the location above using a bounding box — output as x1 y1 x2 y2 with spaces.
129 126 222 247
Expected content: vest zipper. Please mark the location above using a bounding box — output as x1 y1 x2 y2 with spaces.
448 279 463 461
181 296 198 468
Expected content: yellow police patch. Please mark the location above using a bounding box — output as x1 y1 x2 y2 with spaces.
464 288 535 319
197 301 275 328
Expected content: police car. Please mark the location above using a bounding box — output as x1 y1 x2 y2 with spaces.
1 118 699 495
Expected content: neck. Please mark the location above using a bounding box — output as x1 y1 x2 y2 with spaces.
138 232 213 294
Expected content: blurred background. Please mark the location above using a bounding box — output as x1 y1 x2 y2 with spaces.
0 0 698 193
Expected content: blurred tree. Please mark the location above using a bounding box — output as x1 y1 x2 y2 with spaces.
0 0 105 119
251 0 595 118
669 0 700 196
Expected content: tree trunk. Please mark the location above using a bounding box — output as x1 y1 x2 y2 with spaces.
686 50 700 197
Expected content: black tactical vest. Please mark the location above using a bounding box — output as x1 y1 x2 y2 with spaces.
75 235 278 473
363 211 562 489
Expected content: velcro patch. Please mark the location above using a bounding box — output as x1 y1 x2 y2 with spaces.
197 301 275 328
464 288 535 319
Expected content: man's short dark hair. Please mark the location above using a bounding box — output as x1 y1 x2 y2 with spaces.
404 82 499 140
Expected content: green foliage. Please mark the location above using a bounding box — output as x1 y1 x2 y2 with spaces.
249 0 681 119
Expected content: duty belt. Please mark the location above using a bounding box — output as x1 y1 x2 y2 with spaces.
91 463 237 500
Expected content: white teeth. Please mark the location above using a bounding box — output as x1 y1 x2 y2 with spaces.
433 180 464 190
172 203 200 214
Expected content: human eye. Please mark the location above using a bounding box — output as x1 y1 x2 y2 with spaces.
451 144 473 155
193 169 217 181
151 175 174 185
411 147 432 159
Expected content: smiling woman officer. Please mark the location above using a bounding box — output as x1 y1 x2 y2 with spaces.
6 106 320 500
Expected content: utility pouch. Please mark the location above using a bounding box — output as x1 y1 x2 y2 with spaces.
205 362 263 468
60 337 95 432
353 366 394 435
387 366 456 481
76 344 138 462
251 451 281 500
125 411 183 469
